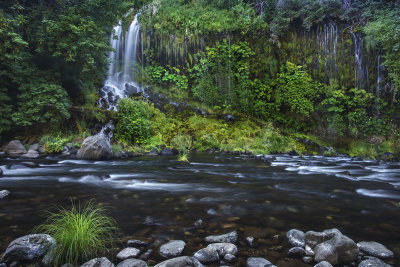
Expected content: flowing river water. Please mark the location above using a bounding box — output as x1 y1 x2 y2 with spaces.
1 153 400 265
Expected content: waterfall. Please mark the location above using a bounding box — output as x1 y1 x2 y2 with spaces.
350 29 365 89
376 55 383 98
316 20 338 82
99 14 142 111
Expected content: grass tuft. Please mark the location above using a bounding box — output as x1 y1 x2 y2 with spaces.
35 200 117 266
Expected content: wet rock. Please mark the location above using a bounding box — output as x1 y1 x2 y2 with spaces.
7 162 39 169
380 152 398 162
139 249 153 261
224 114 235 122
1 234 56 265
127 240 150 248
194 219 203 227
30 143 40 151
246 236 255 247
286 229 306 247
223 254 235 262
159 240 186 258
302 256 313 263
314 261 333 267
160 148 176 155
77 134 112 160
0 190 9 199
207 243 238 257
117 248 141 261
154 256 204 267
357 241 394 259
117 258 148 267
193 247 219 263
305 245 315 256
3 140 27 158
306 229 334 248
358 258 392 267
146 149 159 156
312 229 359 265
246 257 275 267
80 257 114 267
20 149 39 159
0 152 5 158
205 231 238 243
288 247 306 257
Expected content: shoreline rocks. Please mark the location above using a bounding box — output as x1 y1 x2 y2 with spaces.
159 240 186 259
77 134 112 160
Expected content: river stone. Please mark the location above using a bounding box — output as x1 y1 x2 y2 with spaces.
117 247 141 260
20 149 39 159
159 240 186 258
0 190 10 199
77 134 112 160
1 234 56 265
207 243 238 257
302 256 313 263
116 258 148 267
246 257 275 267
80 257 115 267
357 241 394 259
140 249 153 261
193 247 219 263
358 258 392 267
288 247 306 257
286 229 306 247
313 229 359 265
3 140 27 158
314 261 333 267
306 230 331 248
30 143 40 151
205 231 238 243
127 240 150 248
305 245 315 256
246 236 255 246
223 253 236 262
154 256 204 267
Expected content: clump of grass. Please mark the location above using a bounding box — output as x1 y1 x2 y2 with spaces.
35 200 117 266
178 153 189 162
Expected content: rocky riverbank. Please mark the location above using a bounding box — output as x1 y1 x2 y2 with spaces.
0 229 396 267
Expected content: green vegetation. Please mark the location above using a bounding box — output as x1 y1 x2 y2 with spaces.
35 200 117 266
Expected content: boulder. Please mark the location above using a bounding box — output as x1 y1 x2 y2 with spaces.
30 143 40 151
117 247 141 261
207 243 237 257
154 256 204 267
358 258 392 267
305 245 315 256
1 234 56 265
80 257 114 267
3 140 27 158
116 259 148 267
77 134 112 160
159 240 186 259
205 231 238 243
246 257 275 267
286 229 306 247
127 240 150 248
20 150 40 159
0 190 10 199
193 247 219 263
380 152 398 162
357 241 394 259
314 261 333 267
288 247 306 257
311 229 359 265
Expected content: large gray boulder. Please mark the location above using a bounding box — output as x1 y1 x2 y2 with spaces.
207 243 237 257
77 134 112 160
116 259 148 267
309 229 359 265
3 140 27 158
357 241 394 259
20 149 40 159
205 231 238 243
246 257 275 267
1 234 56 265
159 240 186 259
80 257 115 267
154 256 204 267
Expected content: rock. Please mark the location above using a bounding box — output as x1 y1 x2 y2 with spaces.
0 264 7 267
146 149 159 156
246 236 255 247
302 256 313 263
194 219 203 227
380 152 398 162
80 257 115 267
7 162 38 169
127 240 150 248
154 256 204 267
358 258 392 267
160 148 175 155
159 240 186 258
193 247 219 263
117 247 141 260
224 114 235 122
3 140 27 158
205 231 238 243
0 152 6 158
116 258 148 267
306 229 335 248
286 229 306 248
246 257 275 267
0 167 3 176
30 143 40 151
139 249 153 261
312 229 359 265
357 241 394 259
305 245 315 256
77 134 112 160
1 234 56 265
223 254 235 262
288 247 306 257
20 149 40 159
62 264 75 267
314 261 333 267
207 243 237 257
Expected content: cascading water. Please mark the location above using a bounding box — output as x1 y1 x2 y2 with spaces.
316 20 338 82
99 14 142 111
350 29 365 89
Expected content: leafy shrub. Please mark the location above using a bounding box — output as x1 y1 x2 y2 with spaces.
35 200 117 266
171 134 192 153
40 135 67 153
115 98 152 145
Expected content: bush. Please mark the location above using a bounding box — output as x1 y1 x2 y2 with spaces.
40 135 67 153
35 200 117 266
171 134 192 153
